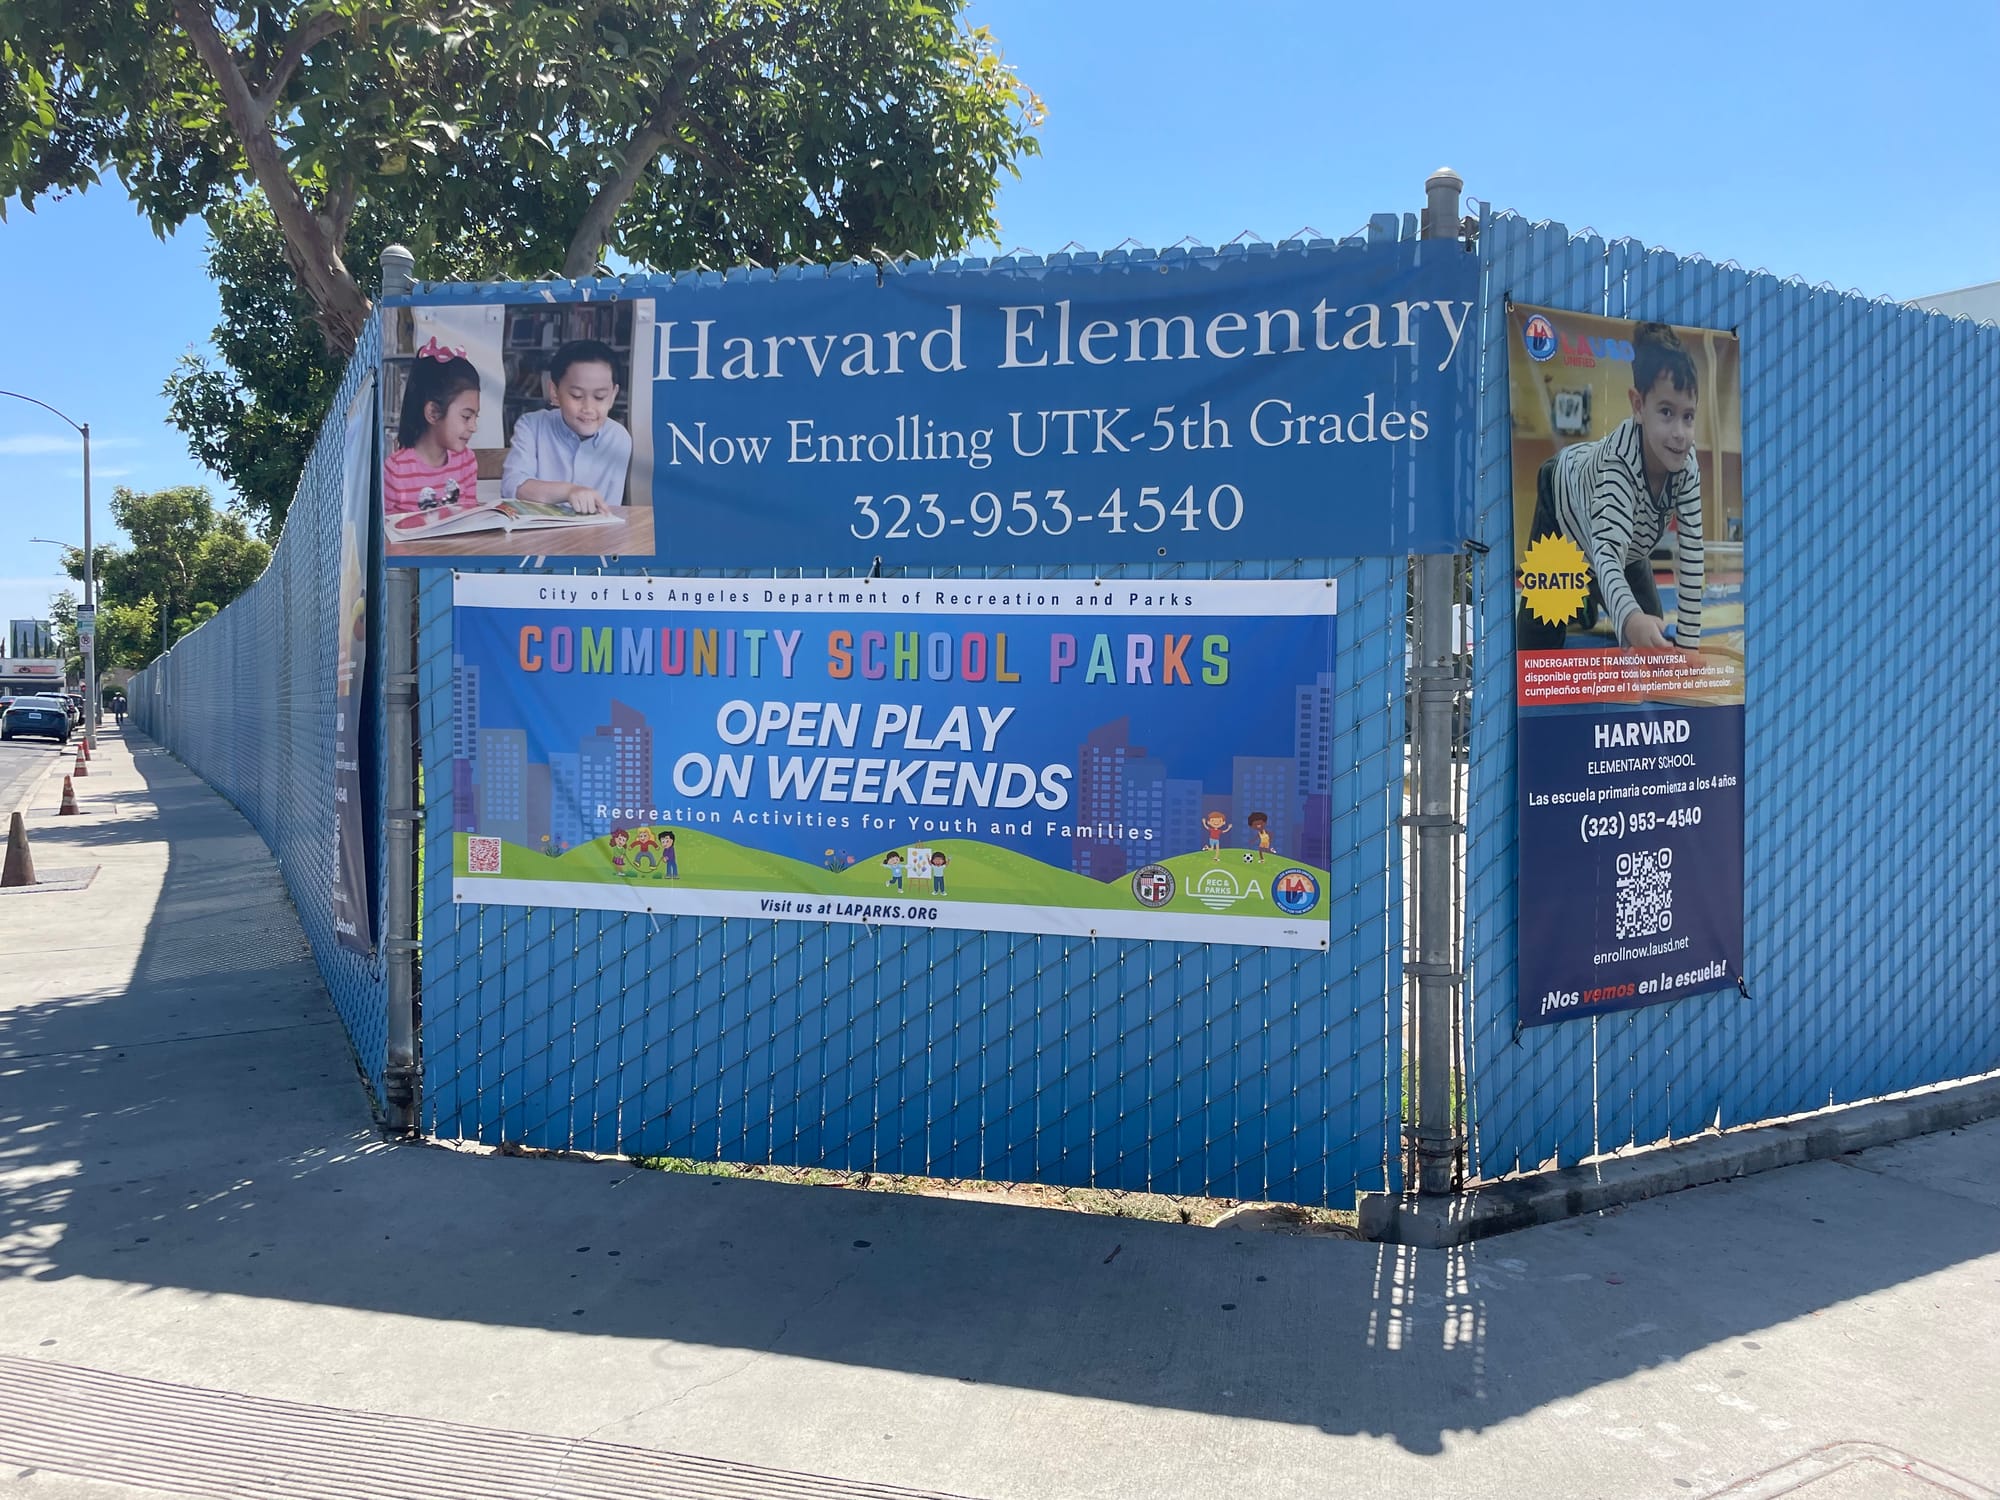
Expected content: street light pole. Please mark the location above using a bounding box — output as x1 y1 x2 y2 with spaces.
1 389 98 739
82 421 97 739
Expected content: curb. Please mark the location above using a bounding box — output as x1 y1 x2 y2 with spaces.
1358 1071 2000 1248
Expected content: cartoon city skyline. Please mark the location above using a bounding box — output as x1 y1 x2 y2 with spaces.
449 656 1336 873
1066 671 1334 876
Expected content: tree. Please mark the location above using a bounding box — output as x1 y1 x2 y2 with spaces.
50 589 160 676
54 484 271 659
163 194 514 533
172 599 221 640
3 1 1042 357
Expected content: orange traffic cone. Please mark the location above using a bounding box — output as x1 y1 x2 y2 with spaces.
77 738 89 762
72 747 88 778
2 811 33 887
58 775 79 815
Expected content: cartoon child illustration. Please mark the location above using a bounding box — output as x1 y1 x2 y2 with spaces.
1247 811 1273 863
883 851 905 891
386 339 481 519
1202 810 1232 862
928 850 949 895
629 825 660 874
608 826 631 877
500 339 633 513
659 829 678 880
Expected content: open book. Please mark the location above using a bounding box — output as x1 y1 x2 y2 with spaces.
389 498 620 540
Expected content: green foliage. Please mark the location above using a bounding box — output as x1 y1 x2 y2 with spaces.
164 193 514 535
49 587 160 675
2 1 1042 343
5 1 1040 529
52 483 271 663
162 199 342 538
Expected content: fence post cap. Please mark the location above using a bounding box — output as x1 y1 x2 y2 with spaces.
379 244 416 296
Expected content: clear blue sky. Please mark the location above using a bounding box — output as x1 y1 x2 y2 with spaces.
1 0 1994 632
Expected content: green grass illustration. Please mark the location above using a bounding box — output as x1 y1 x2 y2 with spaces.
456 828 1329 918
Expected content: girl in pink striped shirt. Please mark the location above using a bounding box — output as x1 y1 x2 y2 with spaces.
385 341 482 516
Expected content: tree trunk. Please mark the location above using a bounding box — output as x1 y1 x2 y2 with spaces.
559 47 710 279
171 0 373 358
561 116 678 279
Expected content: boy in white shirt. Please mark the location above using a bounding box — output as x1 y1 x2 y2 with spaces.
501 338 633 512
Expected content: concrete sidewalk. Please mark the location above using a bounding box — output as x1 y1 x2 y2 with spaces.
2 728 1996 1500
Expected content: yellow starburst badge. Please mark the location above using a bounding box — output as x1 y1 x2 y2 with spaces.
1519 533 1591 627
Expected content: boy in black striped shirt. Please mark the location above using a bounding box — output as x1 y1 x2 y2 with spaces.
1518 322 1704 652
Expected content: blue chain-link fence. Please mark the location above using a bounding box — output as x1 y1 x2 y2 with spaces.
1464 211 2000 1177
409 227 1424 1207
131 201 2000 1208
131 316 392 1095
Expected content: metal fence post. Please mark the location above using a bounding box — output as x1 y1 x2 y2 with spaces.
1409 168 1468 1195
379 243 420 1133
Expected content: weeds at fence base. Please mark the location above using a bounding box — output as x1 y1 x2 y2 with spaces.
431 1135 1357 1232
626 1153 1361 1234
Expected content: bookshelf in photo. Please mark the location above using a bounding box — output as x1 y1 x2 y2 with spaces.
501 302 637 445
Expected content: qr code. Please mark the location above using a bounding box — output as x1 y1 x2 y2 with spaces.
1615 848 1673 938
467 836 502 875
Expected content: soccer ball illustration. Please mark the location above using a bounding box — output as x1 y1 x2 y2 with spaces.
1242 851 1254 864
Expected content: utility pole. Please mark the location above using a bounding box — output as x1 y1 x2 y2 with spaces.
83 421 98 738
1 390 98 737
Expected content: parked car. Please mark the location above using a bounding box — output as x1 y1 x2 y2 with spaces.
2 694 73 744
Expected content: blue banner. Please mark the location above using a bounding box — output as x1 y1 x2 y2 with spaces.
383 243 1476 566
448 574 1340 949
1517 705 1744 1025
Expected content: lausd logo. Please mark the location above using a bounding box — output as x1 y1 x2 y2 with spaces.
1522 313 1559 363
1560 332 1634 370
1272 868 1321 916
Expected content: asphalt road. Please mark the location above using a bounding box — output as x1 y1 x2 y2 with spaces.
0 735 69 820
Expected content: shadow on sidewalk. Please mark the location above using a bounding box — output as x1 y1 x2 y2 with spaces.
2 731 1997 1458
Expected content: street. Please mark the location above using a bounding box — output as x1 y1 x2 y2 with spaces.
0 734 68 820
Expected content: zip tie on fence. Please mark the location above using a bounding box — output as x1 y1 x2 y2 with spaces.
1463 538 1491 556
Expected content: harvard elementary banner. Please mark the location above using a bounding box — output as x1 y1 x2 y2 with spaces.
385 241 1477 567
449 574 1340 949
